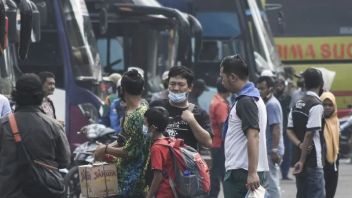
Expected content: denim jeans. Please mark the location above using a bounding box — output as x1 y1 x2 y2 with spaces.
264 155 281 198
209 146 225 198
295 167 325 198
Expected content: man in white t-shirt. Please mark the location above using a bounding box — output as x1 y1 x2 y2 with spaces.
220 55 269 198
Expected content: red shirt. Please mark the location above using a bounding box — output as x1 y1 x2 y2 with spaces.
209 94 229 148
150 138 175 198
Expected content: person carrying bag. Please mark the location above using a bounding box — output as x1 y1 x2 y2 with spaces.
8 113 65 197
0 73 71 198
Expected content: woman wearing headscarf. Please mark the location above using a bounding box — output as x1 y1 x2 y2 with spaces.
321 92 340 198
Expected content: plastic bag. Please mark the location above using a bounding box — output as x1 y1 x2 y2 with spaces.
245 186 266 198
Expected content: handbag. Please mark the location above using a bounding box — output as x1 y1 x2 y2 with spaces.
8 113 65 197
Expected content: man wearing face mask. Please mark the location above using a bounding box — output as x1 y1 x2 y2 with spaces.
256 76 284 198
287 68 326 198
150 66 212 149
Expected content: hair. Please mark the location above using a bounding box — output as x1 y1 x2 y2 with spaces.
121 69 144 95
144 106 169 132
257 76 274 88
303 68 324 90
220 55 249 80
11 73 44 106
168 66 194 86
38 71 55 84
216 77 228 93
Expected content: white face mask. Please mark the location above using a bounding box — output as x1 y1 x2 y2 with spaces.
142 124 149 134
168 91 187 103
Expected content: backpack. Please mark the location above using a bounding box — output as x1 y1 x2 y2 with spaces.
156 138 210 197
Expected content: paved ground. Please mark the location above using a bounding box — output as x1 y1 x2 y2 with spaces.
218 159 352 198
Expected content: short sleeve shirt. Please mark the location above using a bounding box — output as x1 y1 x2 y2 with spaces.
0 94 11 117
265 96 284 156
150 99 212 149
150 138 174 198
209 94 229 148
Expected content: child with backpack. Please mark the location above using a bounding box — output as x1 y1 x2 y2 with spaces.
145 106 211 198
145 106 174 198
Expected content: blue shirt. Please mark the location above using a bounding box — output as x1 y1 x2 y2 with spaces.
266 96 285 156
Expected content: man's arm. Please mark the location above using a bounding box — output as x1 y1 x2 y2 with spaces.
181 110 212 147
271 124 281 149
246 128 260 191
146 171 164 198
236 96 260 191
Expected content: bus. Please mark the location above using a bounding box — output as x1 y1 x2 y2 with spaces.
158 0 282 84
18 0 104 148
1 0 40 99
265 0 352 116
85 0 202 95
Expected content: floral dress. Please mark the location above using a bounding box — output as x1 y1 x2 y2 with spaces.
115 102 151 196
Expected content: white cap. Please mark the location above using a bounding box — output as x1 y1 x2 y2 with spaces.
162 70 169 81
260 69 275 77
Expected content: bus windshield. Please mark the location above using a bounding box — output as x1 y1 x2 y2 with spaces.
247 0 280 71
61 0 101 81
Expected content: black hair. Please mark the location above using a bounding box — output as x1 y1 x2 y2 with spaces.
303 68 324 90
220 55 249 80
38 71 55 84
11 73 44 106
144 106 169 132
216 77 228 93
257 76 274 88
168 66 194 87
121 69 144 95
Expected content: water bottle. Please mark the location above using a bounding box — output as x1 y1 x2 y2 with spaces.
182 170 196 195
183 170 191 176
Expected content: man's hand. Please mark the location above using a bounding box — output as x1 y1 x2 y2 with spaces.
94 143 107 161
271 152 282 165
181 110 195 123
246 172 260 191
293 161 304 175
299 143 313 153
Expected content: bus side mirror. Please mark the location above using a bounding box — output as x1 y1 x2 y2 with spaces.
6 0 18 43
18 0 33 60
30 1 40 42
0 0 6 56
35 1 46 27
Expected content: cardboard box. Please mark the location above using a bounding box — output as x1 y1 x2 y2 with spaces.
79 163 118 198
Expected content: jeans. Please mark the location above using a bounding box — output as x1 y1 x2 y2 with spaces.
295 167 325 198
209 146 225 198
223 169 265 198
281 129 292 179
264 156 281 198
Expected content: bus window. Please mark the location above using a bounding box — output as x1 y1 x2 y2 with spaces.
97 37 124 73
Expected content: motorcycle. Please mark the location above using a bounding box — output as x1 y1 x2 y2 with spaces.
64 124 116 198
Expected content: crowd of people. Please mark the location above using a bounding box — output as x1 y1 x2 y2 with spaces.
0 54 341 198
